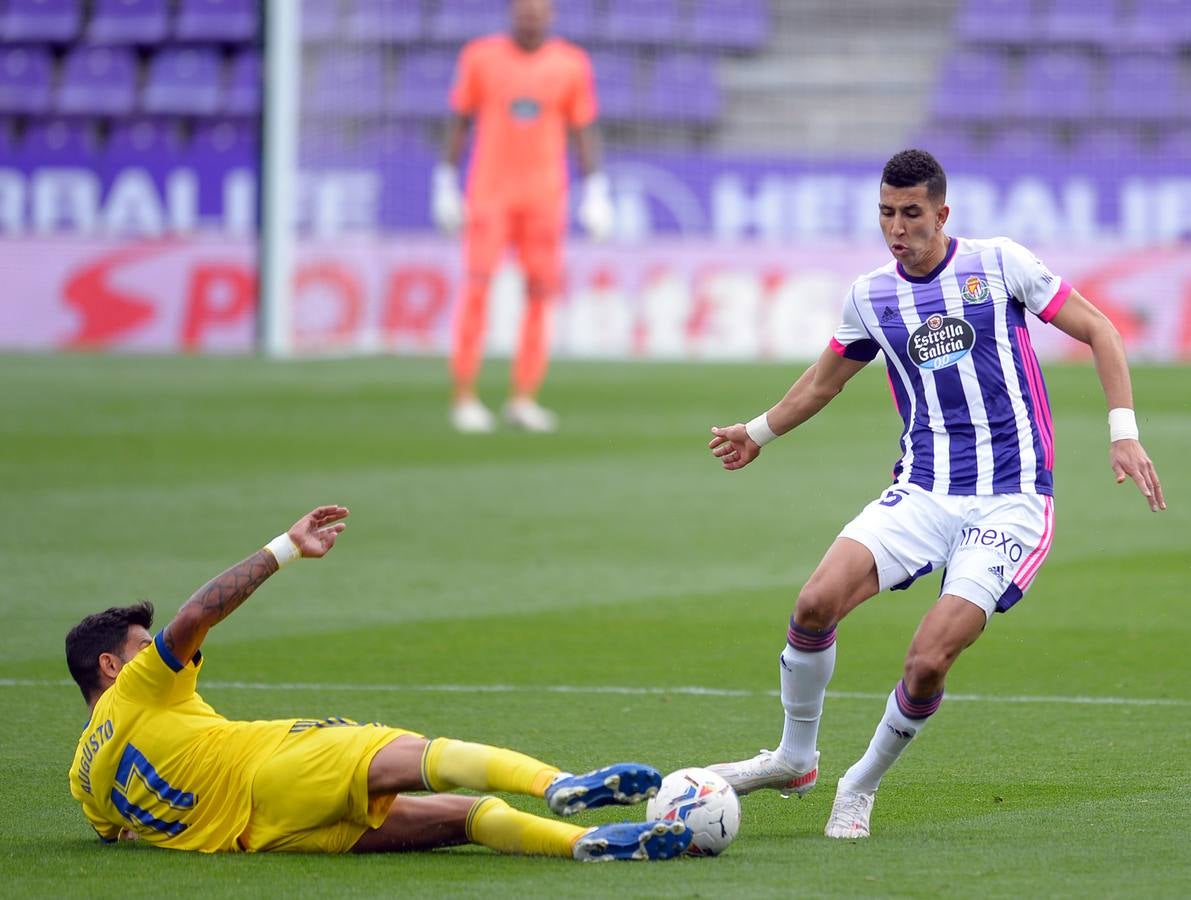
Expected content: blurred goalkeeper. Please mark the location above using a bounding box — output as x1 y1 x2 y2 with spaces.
433 0 611 433
65 506 688 861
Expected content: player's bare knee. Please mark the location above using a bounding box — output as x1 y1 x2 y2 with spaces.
902 650 952 694
793 584 839 631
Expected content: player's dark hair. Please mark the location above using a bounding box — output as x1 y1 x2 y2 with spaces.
882 149 947 203
65 601 154 701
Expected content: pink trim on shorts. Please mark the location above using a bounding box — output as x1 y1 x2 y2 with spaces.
1038 280 1072 323
829 337 847 356
1012 495 1054 589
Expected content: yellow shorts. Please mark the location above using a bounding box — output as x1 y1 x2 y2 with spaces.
239 721 421 853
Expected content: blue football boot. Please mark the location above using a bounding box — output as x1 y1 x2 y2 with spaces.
546 763 662 816
572 821 691 862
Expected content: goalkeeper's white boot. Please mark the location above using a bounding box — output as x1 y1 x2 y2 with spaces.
824 781 875 839
503 398 558 433
706 749 818 797
451 398 496 433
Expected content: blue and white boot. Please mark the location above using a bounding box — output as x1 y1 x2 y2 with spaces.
546 763 662 816
572 821 691 861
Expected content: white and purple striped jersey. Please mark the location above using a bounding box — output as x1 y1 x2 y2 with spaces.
832 236 1071 496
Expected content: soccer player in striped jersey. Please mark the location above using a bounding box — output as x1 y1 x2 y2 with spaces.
65 506 687 861
704 149 1165 839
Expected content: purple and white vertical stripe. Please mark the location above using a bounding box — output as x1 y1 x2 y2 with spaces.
837 237 1068 497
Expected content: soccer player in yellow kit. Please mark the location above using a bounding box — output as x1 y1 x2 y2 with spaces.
66 505 689 860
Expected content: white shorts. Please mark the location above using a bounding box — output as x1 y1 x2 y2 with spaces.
838 483 1055 618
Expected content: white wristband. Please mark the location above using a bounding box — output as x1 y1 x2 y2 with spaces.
264 533 301 568
1108 408 1139 442
745 412 778 447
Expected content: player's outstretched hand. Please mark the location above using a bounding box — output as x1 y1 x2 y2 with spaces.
709 424 761 471
287 505 350 558
1110 440 1166 512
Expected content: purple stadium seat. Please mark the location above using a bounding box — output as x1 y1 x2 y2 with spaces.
646 54 721 124
603 0 680 45
344 0 423 43
223 48 260 115
1011 51 1096 119
1102 53 1179 120
1121 0 1191 49
181 120 258 194
87 0 171 45
0 0 83 43
142 47 224 115
174 0 257 43
688 0 769 52
306 50 387 117
300 0 340 41
589 50 640 120
553 0 595 43
429 0 505 43
105 117 186 157
0 46 54 114
20 117 99 162
929 51 1009 121
393 50 454 118
189 118 256 159
1043 0 1120 46
951 0 1038 46
56 46 138 115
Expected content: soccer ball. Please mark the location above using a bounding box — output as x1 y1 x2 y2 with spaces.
645 767 741 856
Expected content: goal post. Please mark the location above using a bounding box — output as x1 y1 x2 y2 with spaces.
258 0 300 358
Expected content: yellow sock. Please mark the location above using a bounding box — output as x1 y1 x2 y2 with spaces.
421 738 560 796
466 797 586 858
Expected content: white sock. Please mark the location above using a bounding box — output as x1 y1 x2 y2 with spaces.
841 681 942 794
776 628 837 773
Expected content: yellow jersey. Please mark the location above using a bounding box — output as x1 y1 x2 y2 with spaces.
68 631 298 852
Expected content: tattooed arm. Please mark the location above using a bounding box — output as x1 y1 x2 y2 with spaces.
162 506 349 664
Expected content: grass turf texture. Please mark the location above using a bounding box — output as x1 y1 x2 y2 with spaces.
1 353 1188 899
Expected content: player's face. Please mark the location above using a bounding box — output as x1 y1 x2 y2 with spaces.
879 182 950 275
114 626 152 671
510 0 553 46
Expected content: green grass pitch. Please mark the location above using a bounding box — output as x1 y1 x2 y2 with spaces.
1 353 1187 899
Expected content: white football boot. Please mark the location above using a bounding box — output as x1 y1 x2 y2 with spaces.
707 750 818 797
824 782 875 839
450 398 496 433
503 398 558 433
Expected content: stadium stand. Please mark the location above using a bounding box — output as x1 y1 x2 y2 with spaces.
2 1 1188 183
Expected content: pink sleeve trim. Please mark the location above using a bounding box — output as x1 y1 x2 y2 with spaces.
829 337 847 356
1039 280 1072 323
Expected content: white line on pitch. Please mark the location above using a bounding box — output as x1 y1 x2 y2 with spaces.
3 678 1189 708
